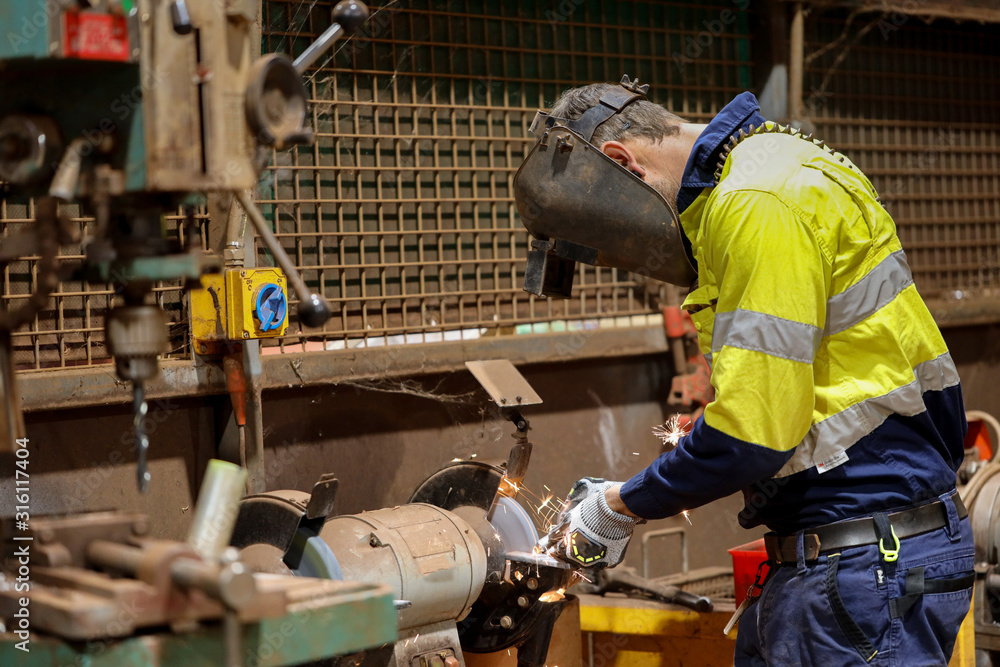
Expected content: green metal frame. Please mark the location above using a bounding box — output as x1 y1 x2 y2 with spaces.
0 581 397 666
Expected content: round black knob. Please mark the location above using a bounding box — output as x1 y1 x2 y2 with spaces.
297 293 332 328
332 0 369 35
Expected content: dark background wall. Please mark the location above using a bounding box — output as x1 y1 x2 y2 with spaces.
7 354 757 576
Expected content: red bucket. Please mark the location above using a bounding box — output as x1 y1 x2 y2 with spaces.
728 538 769 606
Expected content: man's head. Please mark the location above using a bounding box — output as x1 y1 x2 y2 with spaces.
546 83 695 215
513 79 702 292
548 83 687 147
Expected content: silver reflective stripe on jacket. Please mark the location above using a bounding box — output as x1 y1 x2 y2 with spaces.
825 250 914 336
774 351 961 478
712 310 822 364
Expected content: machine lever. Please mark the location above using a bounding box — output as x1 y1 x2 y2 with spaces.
235 190 332 328
293 1 370 74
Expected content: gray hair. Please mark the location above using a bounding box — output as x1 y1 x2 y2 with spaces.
547 83 688 146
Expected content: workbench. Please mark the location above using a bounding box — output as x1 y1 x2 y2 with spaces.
577 593 976 666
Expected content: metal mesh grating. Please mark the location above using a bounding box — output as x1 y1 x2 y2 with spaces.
0 199 194 371
0 1 756 371
259 0 755 350
804 11 1000 298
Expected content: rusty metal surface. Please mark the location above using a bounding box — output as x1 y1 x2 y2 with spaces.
19 323 668 410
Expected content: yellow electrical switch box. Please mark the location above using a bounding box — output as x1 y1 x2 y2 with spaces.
190 267 289 354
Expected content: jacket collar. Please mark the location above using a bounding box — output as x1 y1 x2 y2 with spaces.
677 92 767 215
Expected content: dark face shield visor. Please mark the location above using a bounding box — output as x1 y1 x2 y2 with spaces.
513 124 697 297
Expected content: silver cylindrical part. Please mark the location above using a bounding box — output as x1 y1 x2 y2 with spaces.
187 459 249 561
319 503 487 630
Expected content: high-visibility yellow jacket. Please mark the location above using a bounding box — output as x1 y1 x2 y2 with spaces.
620 94 965 532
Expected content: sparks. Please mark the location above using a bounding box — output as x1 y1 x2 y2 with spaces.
539 588 566 602
682 509 692 525
652 414 688 448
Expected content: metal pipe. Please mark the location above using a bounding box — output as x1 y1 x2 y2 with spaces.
788 2 804 122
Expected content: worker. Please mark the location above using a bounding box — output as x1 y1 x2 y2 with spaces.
519 78 973 665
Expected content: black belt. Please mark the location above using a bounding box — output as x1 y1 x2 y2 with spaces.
764 492 967 565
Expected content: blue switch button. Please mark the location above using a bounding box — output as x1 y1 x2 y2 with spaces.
254 283 287 332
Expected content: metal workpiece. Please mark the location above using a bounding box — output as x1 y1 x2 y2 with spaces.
319 503 488 631
0 490 396 666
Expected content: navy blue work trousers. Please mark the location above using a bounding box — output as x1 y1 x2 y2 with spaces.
735 493 974 666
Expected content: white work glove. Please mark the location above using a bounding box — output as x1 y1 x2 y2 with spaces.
542 478 640 569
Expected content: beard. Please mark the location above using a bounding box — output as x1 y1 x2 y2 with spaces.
645 173 681 221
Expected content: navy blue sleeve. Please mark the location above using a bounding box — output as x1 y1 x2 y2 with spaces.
619 415 794 520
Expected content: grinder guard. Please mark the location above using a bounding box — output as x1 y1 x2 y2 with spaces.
514 126 697 296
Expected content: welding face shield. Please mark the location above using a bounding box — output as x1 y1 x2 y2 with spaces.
513 77 697 297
